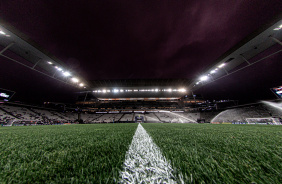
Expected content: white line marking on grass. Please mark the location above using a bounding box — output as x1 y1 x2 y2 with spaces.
119 123 177 183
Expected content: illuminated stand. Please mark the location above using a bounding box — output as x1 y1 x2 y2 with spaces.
246 118 282 125
135 115 144 123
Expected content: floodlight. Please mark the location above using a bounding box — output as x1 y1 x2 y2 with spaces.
47 61 53 65
134 89 138 92
0 30 6 35
113 89 119 93
5 35 10 37
274 24 282 30
79 83 84 87
71 77 79 83
120 89 124 92
55 66 63 71
196 82 200 85
107 90 110 92
179 88 186 92
210 70 216 74
102 90 106 93
200 75 209 81
155 89 158 92
218 63 225 68
167 89 172 92
63 71 71 77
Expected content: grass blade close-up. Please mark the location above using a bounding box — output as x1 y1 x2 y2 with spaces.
142 123 282 184
0 124 137 183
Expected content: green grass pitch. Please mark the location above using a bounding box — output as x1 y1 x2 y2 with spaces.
0 124 137 183
0 123 281 183
142 123 282 184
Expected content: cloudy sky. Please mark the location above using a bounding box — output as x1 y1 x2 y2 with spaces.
0 0 281 104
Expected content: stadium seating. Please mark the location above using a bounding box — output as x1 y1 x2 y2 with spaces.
120 114 134 121
210 105 276 123
32 108 66 121
93 113 123 123
144 113 160 122
1 105 43 122
81 113 104 123
0 108 17 125
1 102 280 125
154 112 197 123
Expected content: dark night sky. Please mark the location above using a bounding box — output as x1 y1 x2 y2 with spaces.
0 0 281 104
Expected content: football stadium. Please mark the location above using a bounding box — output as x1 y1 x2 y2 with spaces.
0 1 281 183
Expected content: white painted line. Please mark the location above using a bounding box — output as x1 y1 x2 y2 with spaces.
119 123 177 183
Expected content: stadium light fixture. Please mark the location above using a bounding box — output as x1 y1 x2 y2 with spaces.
55 66 63 71
167 89 172 92
120 89 124 92
113 89 119 93
63 71 71 77
273 24 282 31
218 63 225 68
102 89 106 93
210 70 216 74
79 83 84 87
47 61 53 65
0 30 6 35
179 88 186 92
107 90 110 92
71 77 79 83
155 89 158 92
200 75 209 81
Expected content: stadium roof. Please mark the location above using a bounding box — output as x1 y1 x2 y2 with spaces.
0 1 281 104
0 18 281 93
0 22 89 88
190 18 282 91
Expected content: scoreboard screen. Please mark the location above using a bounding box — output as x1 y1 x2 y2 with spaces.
270 86 282 99
0 88 15 101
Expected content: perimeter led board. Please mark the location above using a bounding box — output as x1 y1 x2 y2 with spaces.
270 86 282 99
0 88 15 101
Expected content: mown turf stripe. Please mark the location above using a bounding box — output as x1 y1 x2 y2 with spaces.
119 123 177 183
